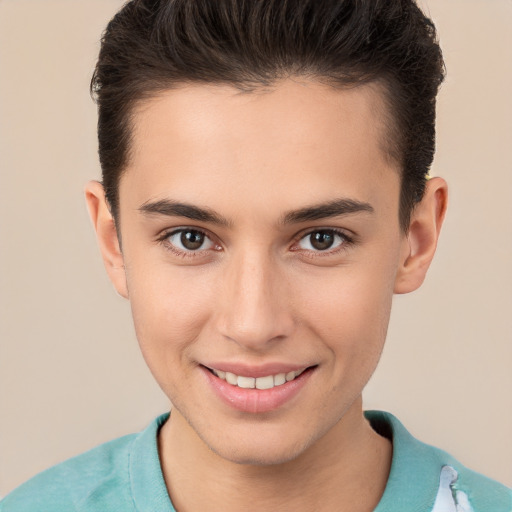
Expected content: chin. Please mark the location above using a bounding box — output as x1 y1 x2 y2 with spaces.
196 419 322 467
210 438 309 467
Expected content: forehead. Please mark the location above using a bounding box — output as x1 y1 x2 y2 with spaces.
121 79 399 219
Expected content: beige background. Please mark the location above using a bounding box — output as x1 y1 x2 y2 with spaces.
0 0 511 497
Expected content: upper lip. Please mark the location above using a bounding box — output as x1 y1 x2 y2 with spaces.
202 362 314 378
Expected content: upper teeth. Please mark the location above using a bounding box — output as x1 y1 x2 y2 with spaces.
212 369 305 389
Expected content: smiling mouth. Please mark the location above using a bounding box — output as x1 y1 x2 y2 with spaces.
206 367 311 390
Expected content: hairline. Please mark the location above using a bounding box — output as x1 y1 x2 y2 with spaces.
105 75 408 232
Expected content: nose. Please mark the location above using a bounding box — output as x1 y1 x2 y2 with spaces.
214 248 295 351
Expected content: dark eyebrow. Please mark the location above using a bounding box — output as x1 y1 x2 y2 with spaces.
139 197 373 227
138 199 231 227
281 198 374 224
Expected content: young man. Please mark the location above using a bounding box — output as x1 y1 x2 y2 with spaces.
1 0 510 511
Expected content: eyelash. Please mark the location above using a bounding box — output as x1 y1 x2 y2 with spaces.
291 228 355 258
157 227 220 259
157 227 355 259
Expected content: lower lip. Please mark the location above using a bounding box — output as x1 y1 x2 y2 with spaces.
202 367 314 414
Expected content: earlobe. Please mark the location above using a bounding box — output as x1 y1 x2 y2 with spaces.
84 181 129 299
394 177 448 294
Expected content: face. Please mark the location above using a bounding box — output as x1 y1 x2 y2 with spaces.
107 80 410 464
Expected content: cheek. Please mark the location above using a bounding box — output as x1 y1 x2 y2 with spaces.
297 255 397 369
124 258 216 372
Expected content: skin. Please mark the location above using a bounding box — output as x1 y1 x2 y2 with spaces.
86 79 447 511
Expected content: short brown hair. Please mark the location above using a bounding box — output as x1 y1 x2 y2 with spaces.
91 0 445 230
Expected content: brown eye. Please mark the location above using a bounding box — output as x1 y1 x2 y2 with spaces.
167 229 215 252
181 230 204 250
298 230 345 251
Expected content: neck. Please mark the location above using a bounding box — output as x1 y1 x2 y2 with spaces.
158 398 391 512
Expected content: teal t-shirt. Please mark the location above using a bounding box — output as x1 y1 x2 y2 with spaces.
1 411 510 511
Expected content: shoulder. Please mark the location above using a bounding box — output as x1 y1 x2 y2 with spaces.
366 410 512 512
443 464 512 512
0 434 136 512
0 414 169 512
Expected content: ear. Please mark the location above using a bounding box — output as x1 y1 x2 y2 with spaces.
85 181 129 299
394 177 448 294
